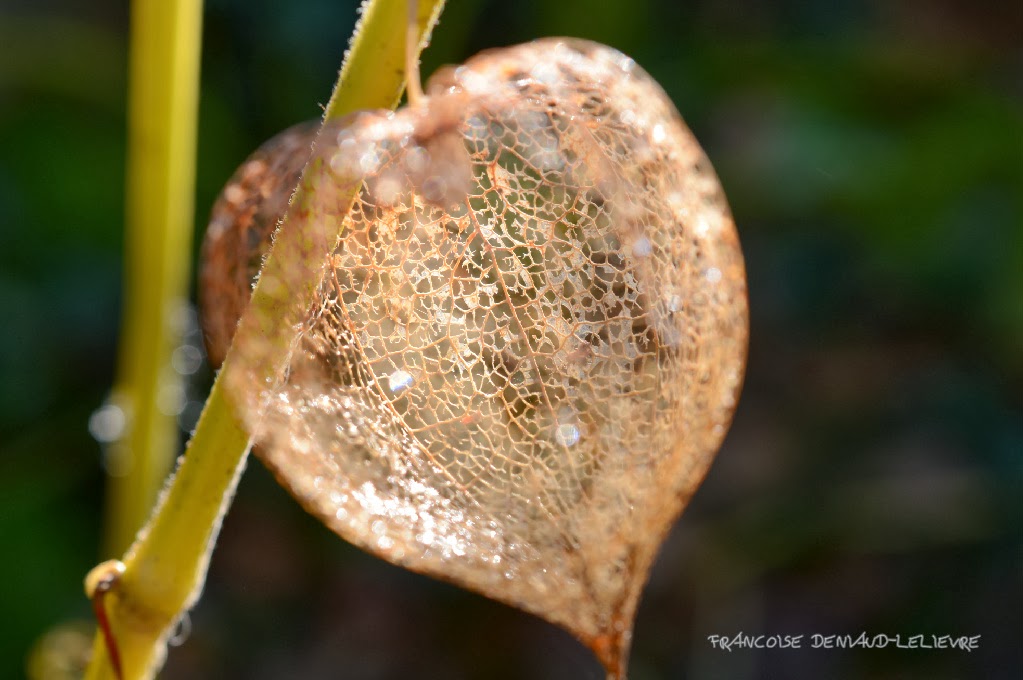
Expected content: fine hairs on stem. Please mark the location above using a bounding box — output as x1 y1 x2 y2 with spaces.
80 2 449 678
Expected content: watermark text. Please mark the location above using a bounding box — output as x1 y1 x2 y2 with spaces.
706 633 980 653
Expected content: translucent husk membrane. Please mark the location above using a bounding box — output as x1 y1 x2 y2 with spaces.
209 38 748 678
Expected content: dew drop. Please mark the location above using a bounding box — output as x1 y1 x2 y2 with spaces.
388 369 414 393
171 345 203 375
421 176 448 203
405 146 430 173
556 423 580 447
89 403 126 444
167 613 191 647
530 61 559 84
359 147 381 174
632 237 652 257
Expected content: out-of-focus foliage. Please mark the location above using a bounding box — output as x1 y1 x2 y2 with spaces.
0 1 1019 679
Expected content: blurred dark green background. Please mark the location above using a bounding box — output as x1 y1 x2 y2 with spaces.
1 1 1020 678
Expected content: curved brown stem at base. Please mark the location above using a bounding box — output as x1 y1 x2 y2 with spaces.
85 560 127 680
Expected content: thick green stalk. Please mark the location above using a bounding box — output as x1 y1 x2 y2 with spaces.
84 2 446 679
102 0 203 559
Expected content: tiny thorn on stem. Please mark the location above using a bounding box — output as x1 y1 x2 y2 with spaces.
85 560 127 680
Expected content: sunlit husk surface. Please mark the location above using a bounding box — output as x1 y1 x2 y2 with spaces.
209 39 748 676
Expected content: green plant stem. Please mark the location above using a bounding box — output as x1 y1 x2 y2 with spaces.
325 0 446 118
84 2 446 679
102 0 204 559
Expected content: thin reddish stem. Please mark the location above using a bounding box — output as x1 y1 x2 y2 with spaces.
91 583 124 680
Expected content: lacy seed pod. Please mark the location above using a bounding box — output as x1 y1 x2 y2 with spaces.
200 39 748 678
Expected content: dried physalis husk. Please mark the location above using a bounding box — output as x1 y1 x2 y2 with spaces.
201 38 748 679
200 121 317 368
